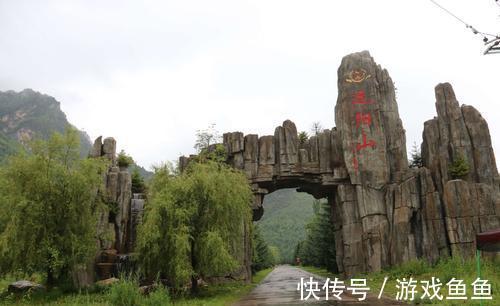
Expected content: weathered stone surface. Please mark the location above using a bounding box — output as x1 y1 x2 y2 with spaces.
443 180 500 258
177 51 499 280
335 50 407 188
91 136 134 280
115 170 132 252
96 278 119 287
461 105 499 186
423 84 475 190
90 136 103 158
128 193 145 252
223 132 244 154
274 120 299 174
8 280 45 294
102 137 116 165
243 134 258 178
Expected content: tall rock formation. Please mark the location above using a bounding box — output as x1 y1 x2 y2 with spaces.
181 51 500 278
422 83 500 258
91 136 133 254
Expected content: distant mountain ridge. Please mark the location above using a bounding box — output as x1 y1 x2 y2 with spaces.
0 88 92 158
257 189 315 263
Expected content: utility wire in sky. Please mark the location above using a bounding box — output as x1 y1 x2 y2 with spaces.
429 0 500 54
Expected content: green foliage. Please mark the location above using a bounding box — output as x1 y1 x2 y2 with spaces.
195 143 227 164
137 161 253 290
131 168 146 194
0 128 108 286
294 200 337 273
298 131 308 146
142 285 171 306
108 278 141 306
251 225 277 274
0 131 21 160
257 189 315 263
117 150 134 168
409 142 423 168
449 155 470 179
0 269 275 305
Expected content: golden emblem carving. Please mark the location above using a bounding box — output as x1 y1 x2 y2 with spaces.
346 68 371 83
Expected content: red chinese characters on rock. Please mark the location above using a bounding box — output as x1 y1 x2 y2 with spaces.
350 89 377 171
352 90 374 105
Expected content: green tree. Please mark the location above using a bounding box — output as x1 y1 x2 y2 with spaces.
137 160 252 293
131 168 146 194
449 155 470 179
298 131 308 146
117 150 134 168
294 200 338 273
251 225 274 274
0 128 107 287
409 142 423 168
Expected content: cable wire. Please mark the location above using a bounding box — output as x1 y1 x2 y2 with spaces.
429 0 498 38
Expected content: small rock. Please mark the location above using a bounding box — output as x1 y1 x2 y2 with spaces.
96 277 119 286
8 280 45 294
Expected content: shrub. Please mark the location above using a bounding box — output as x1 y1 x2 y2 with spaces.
142 285 171 306
131 168 146 194
108 278 141 306
449 155 469 179
117 150 134 168
298 131 308 146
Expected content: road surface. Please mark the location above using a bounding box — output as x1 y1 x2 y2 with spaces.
233 265 405 305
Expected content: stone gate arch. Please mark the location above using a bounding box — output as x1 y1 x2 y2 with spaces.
180 51 500 278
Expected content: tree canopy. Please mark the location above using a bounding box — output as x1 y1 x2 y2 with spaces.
137 160 253 291
0 128 107 286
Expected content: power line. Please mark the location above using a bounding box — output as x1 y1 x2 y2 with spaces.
430 0 498 37
429 0 500 54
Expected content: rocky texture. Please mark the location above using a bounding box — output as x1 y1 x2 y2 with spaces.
93 136 133 253
128 193 146 252
0 88 92 158
89 137 145 283
422 83 500 258
180 51 499 278
8 280 45 294
96 278 120 287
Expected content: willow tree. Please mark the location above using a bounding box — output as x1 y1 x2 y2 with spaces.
137 160 253 292
0 128 107 286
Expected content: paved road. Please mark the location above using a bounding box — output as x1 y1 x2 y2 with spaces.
233 265 405 306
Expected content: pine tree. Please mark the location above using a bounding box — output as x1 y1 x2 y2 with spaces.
409 142 423 168
295 200 338 273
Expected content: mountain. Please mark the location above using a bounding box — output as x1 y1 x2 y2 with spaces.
256 189 316 263
0 89 92 159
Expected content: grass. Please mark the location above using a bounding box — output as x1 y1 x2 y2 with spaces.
0 268 273 306
301 255 500 305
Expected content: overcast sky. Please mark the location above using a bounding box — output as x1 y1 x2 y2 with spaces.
1 0 499 169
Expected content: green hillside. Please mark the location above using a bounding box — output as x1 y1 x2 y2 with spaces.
256 189 316 263
0 89 92 159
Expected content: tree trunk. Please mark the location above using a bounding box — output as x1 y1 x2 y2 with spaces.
190 239 199 294
191 275 198 294
47 268 56 289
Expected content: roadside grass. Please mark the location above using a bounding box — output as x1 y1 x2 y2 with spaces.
301 255 500 305
0 268 273 306
174 268 273 306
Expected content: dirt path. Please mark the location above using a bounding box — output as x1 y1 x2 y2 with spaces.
233 265 405 305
